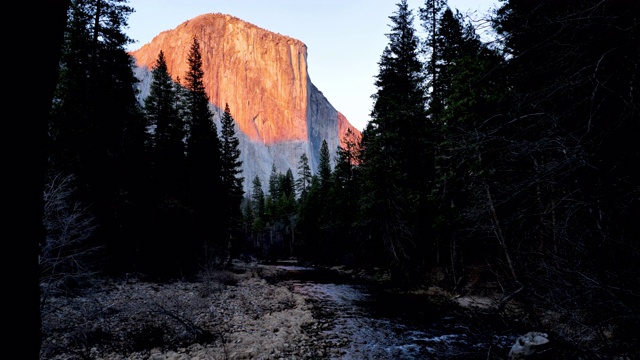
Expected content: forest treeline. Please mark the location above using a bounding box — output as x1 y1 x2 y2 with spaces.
42 0 638 357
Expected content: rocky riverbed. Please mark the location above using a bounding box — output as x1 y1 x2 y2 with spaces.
40 260 527 360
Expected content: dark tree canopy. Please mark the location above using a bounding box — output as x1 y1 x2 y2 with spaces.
183 36 224 269
49 0 148 275
220 103 244 202
317 140 332 188
295 153 312 201
145 50 186 193
360 0 432 278
220 103 245 259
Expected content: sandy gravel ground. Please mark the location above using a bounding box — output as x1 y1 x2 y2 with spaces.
40 261 343 360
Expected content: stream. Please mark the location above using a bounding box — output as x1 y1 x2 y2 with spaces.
274 263 518 359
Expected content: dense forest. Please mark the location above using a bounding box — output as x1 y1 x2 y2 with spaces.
34 0 638 357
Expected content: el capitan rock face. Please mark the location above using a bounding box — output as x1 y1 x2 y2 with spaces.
130 13 361 192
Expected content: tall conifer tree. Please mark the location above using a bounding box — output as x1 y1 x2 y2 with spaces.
295 153 312 202
49 0 147 275
268 163 280 199
428 6 506 279
144 50 185 195
183 36 223 269
360 0 431 278
317 140 332 189
140 50 189 275
419 0 448 119
251 176 266 227
219 103 244 202
316 139 334 253
249 175 267 256
328 131 362 265
219 103 244 261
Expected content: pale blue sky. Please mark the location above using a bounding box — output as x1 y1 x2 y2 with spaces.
125 0 498 131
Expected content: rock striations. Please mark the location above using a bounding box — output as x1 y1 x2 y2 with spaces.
130 13 361 193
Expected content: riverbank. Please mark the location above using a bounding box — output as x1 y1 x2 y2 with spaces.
39 260 534 359
40 261 338 359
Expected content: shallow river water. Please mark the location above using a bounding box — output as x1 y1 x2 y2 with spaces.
275 264 518 359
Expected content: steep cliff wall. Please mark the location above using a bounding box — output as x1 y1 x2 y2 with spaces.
130 13 361 192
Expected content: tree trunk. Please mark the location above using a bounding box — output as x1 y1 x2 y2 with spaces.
485 183 518 282
23 1 70 357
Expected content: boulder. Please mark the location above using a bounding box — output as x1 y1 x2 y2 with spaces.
508 331 550 359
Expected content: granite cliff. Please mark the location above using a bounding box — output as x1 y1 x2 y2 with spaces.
129 13 361 193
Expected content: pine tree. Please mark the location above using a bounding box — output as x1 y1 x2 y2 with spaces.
49 0 148 275
359 0 431 278
251 175 266 225
295 153 312 202
184 36 219 161
139 49 191 275
425 7 468 120
280 169 295 200
317 140 332 189
250 175 267 256
333 129 361 189
219 103 244 202
219 103 244 261
428 6 506 280
328 134 362 265
263 167 296 259
280 168 297 256
144 50 186 195
419 0 448 119
183 35 224 269
264 162 279 229
51 0 142 177
240 196 255 252
268 162 280 199
315 139 334 254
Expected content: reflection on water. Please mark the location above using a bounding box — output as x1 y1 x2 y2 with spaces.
277 265 515 359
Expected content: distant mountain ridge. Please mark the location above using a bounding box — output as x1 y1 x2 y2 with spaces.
129 13 361 192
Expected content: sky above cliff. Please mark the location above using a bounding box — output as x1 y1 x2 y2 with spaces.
125 0 498 132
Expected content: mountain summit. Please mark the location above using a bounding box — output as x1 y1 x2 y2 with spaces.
129 13 361 192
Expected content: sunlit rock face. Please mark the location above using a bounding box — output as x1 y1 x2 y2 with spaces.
130 13 361 193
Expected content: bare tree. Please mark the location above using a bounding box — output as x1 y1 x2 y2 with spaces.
40 172 99 305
